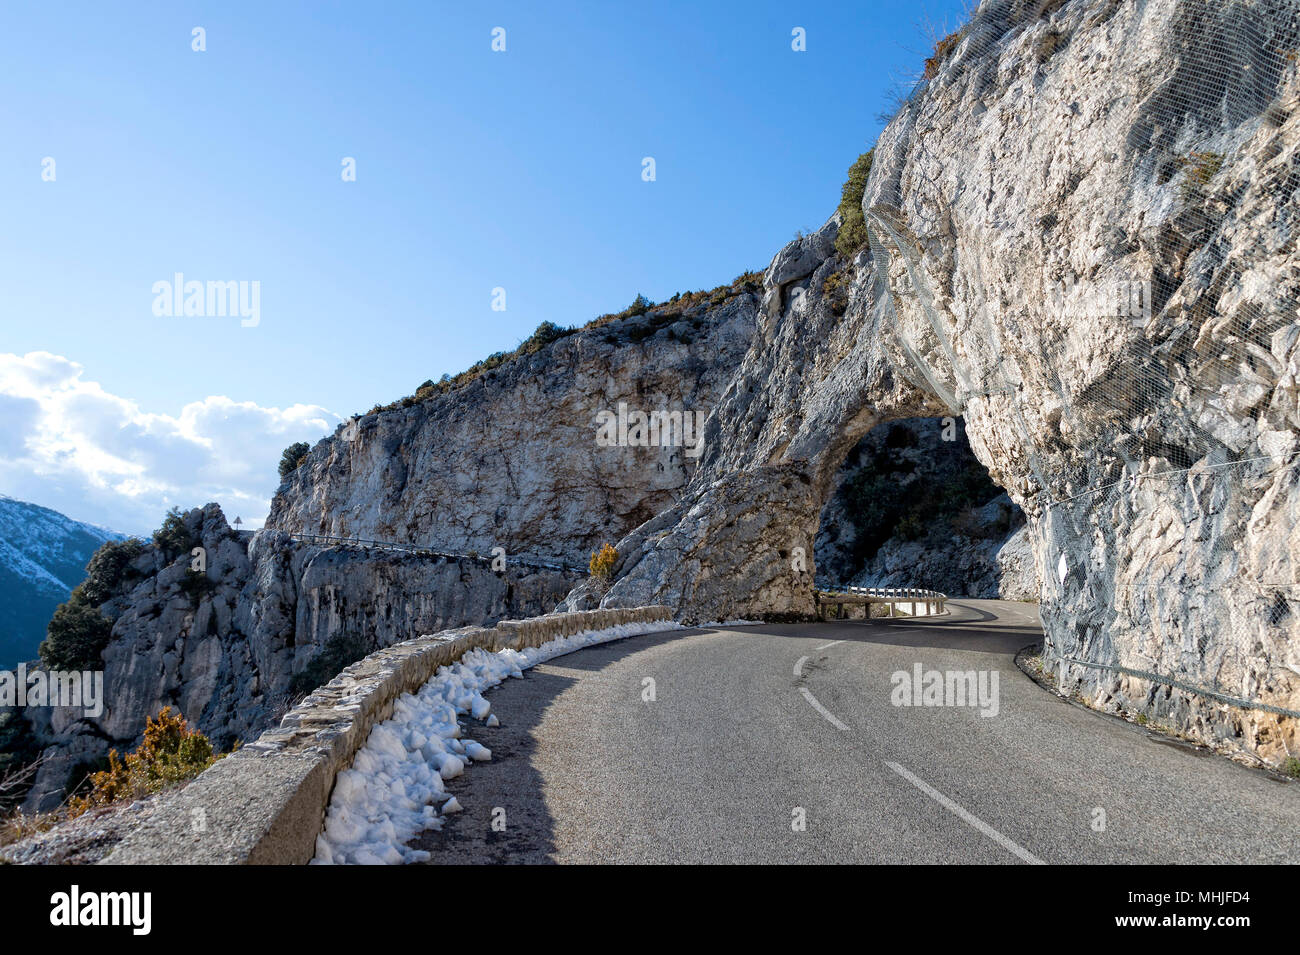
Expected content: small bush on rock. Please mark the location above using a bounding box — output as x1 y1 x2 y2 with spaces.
278 441 311 479
1179 150 1225 200
823 269 852 315
78 538 146 605
152 506 197 557
177 569 215 603
67 707 221 816
589 543 618 585
924 29 964 79
520 321 575 355
40 591 113 670
834 149 874 260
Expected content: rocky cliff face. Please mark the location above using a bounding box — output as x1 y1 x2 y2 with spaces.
583 0 1300 766
17 294 757 809
268 295 757 566
20 505 578 809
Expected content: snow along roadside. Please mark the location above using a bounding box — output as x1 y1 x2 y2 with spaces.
312 619 684 864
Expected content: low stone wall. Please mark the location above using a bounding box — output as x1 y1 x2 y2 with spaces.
103 606 673 865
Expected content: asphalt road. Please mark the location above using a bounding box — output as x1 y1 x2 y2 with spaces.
411 599 1300 864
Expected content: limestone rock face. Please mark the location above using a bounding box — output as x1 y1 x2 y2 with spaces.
992 526 1039 602
267 297 757 566
565 215 949 617
20 291 759 808
589 0 1300 765
21 505 578 809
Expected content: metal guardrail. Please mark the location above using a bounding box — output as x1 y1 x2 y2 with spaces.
847 585 947 602
236 529 585 575
814 585 948 619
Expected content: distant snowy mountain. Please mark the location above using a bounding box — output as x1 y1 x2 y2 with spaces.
0 496 125 668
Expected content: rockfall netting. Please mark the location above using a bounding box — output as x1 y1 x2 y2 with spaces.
865 0 1300 749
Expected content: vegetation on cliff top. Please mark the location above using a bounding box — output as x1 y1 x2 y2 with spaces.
39 536 145 671
279 441 311 479
834 149 874 261
357 271 763 421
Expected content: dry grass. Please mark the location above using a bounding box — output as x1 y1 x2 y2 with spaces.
924 29 964 79
0 808 61 850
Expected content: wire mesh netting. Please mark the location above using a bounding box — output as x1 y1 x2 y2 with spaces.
863 0 1300 756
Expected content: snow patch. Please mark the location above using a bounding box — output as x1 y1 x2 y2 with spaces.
312 619 682 865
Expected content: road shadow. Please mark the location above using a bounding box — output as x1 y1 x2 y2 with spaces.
408 627 700 864
710 603 1042 655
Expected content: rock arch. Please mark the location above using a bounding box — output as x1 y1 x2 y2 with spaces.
581 0 1300 764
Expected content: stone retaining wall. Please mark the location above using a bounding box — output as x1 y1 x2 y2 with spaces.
103 606 673 865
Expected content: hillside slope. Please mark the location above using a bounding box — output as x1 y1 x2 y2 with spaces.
0 497 122 668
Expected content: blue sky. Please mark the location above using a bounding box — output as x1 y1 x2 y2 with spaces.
0 0 969 533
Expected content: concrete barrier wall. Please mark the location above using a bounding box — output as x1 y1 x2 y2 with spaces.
104 605 673 865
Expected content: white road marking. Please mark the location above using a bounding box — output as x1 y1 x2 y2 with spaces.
794 655 808 677
885 761 1045 865
799 687 850 731
815 639 844 651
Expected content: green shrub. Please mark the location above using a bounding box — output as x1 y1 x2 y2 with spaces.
38 533 158 669
1283 756 1300 779
834 149 875 260
40 591 113 670
152 506 197 558
632 294 654 315
79 537 146 605
177 569 215 603
823 269 852 315
278 441 311 479
290 633 369 698
520 320 575 355
895 510 928 541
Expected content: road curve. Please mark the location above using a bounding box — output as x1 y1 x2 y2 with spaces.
411 599 1300 864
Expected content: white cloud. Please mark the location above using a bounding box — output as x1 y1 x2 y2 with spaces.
0 352 337 535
